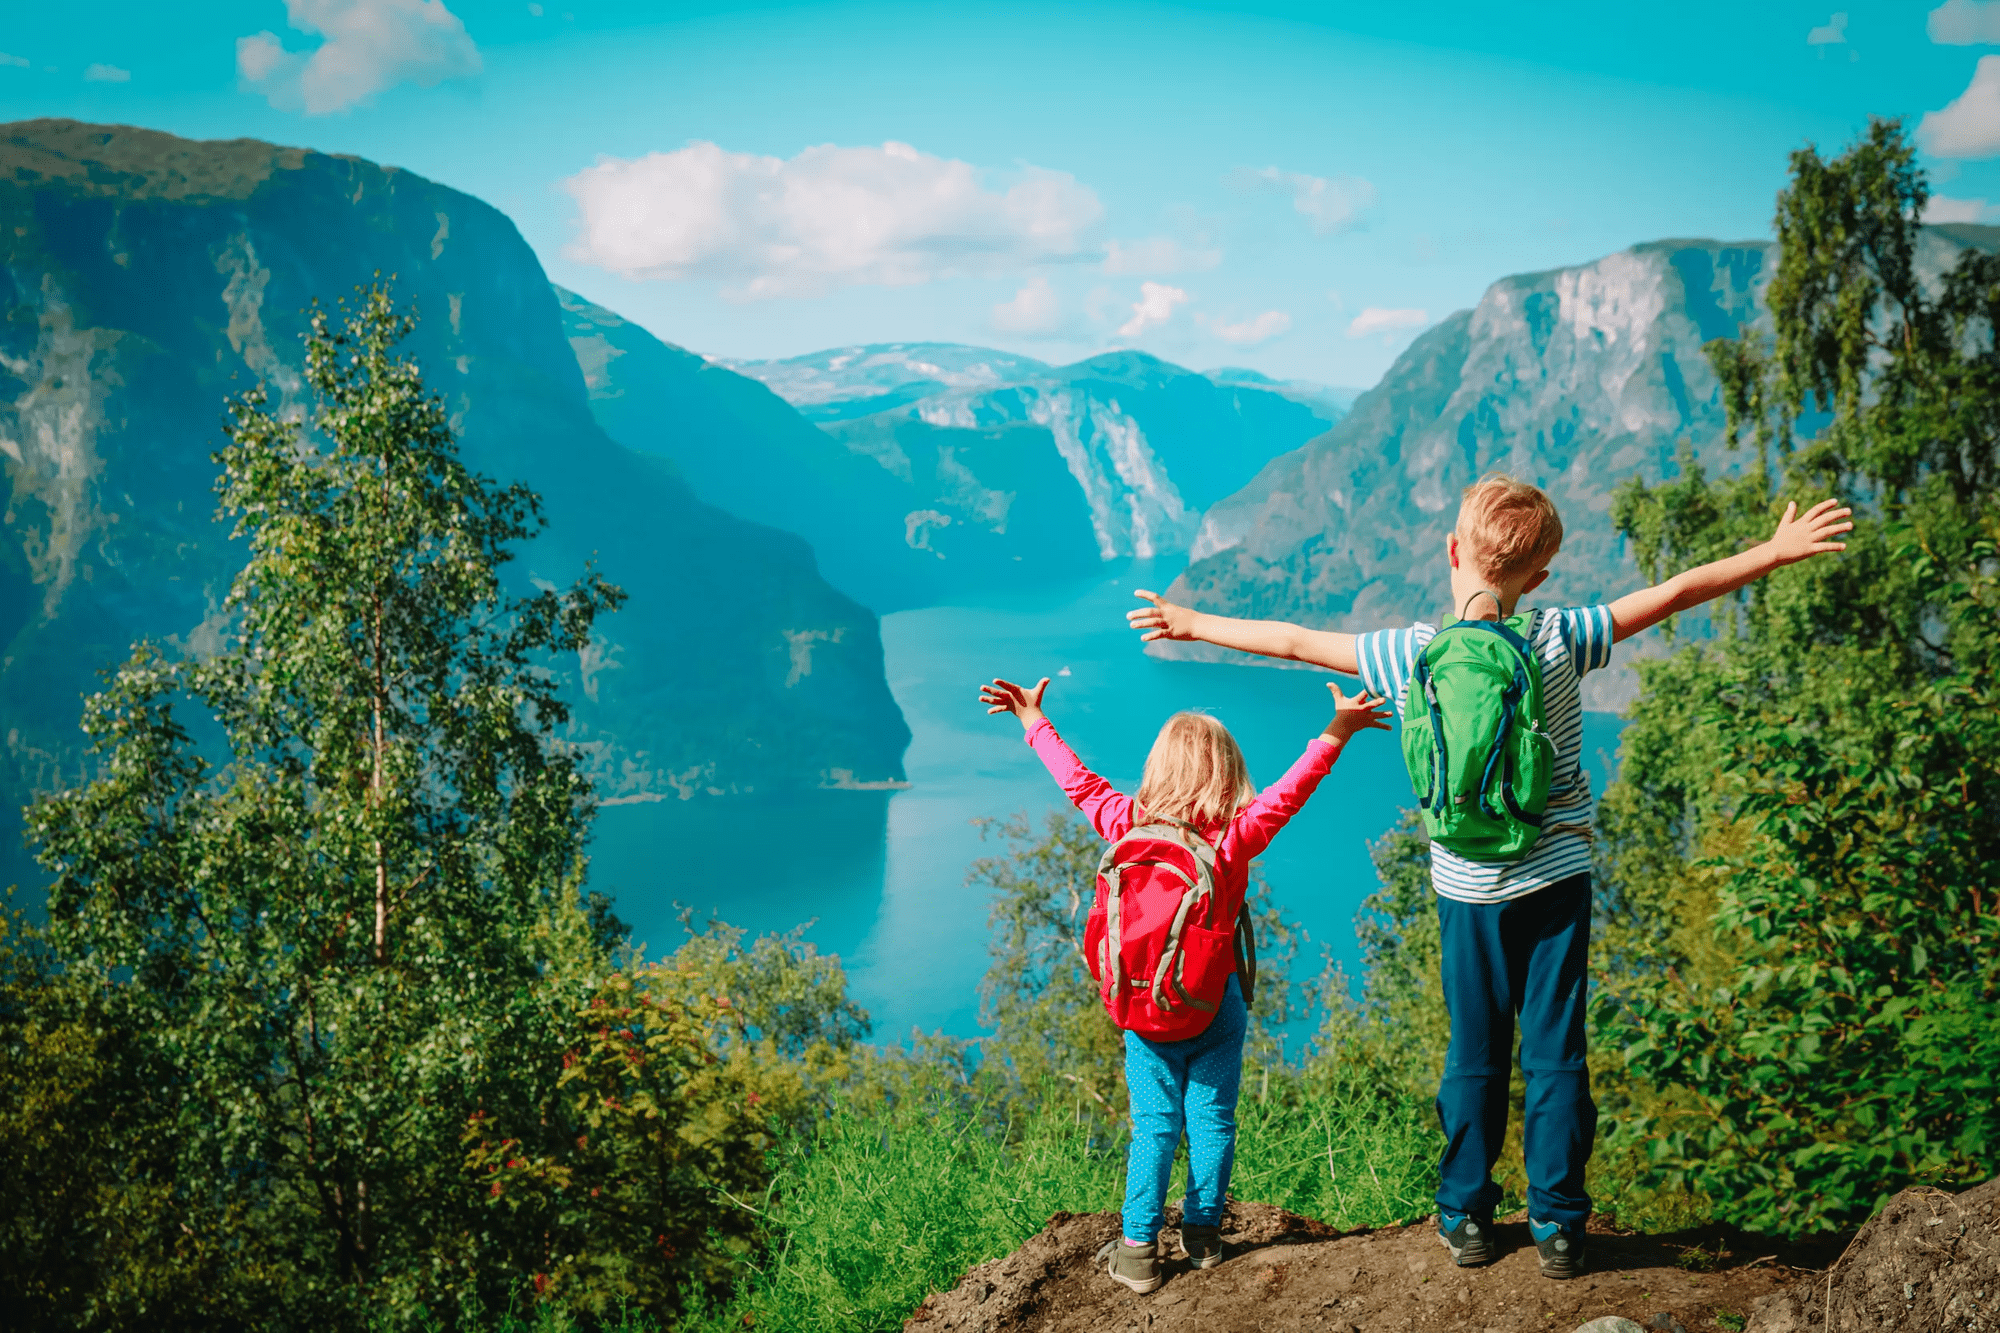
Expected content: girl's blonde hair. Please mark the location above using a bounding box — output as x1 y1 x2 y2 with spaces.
1135 711 1255 830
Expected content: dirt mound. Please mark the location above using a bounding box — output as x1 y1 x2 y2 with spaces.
907 1201 1811 1333
1743 1175 1999 1332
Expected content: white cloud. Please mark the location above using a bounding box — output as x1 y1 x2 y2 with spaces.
1929 0 2000 43
1117 282 1188 338
563 140 1103 299
237 0 481 115
1347 307 1428 338
1203 310 1291 346
1232 166 1377 235
991 277 1065 335
1806 12 1848 44
1920 55 2000 158
0 52 30 68
1925 194 1997 221
83 63 131 82
1103 236 1222 275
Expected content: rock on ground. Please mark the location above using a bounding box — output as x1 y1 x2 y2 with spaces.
1745 1175 2000 1332
906 1201 1806 1333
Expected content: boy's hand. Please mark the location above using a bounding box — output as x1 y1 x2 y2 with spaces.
1322 683 1394 743
1765 498 1854 565
1127 589 1198 641
980 677 1050 731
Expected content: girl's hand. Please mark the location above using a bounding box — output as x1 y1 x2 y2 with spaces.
980 677 1051 731
1322 682 1394 742
1127 589 1198 642
1765 498 1854 566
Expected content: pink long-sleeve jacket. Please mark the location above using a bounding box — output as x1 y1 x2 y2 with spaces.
1023 717 1343 932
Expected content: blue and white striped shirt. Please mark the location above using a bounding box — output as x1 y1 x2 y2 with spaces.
1354 606 1615 904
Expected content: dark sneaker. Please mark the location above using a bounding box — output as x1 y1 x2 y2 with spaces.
1181 1223 1223 1269
1437 1211 1495 1266
1108 1238 1163 1293
1530 1218 1586 1279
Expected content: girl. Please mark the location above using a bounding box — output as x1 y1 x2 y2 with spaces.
978 674 1391 1292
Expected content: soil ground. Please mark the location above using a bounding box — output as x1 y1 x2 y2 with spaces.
1742 1175 1999 1332
906 1200 1823 1333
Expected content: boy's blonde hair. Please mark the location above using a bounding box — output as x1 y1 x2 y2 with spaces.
1456 473 1564 581
1135 711 1255 830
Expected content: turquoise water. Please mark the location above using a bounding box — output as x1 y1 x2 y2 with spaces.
588 562 1626 1043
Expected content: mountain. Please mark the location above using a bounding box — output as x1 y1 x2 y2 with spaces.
0 119 910 886
709 343 1342 604
721 343 1056 424
1157 231 1997 705
1203 366 1364 424
556 293 1079 613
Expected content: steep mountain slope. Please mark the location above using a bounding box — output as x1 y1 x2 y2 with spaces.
709 343 1340 603
563 321 1341 613
1167 240 1775 644
1162 229 1999 702
556 291 1090 612
0 119 909 886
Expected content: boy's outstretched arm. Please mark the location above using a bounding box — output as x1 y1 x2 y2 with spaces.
1608 498 1854 643
1126 590 1360 675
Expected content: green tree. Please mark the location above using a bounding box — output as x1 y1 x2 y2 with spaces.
26 285 624 1326
465 915 877 1319
1594 119 2000 1234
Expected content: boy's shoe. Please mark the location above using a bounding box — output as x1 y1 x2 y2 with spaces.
1108 1238 1163 1293
1181 1223 1224 1269
1437 1211 1496 1267
1530 1218 1586 1280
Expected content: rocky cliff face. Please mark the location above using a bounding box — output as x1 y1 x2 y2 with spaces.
1169 240 1775 642
0 119 909 885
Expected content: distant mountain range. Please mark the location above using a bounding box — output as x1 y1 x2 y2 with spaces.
0 119 911 888
565 322 1351 613
1158 227 2000 706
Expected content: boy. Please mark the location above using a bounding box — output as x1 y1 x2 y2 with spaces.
1126 474 1852 1279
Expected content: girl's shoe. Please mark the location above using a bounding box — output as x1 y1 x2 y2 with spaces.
1181 1224 1224 1269
1108 1238 1163 1293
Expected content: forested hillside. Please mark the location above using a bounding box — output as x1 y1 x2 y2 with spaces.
0 119 910 889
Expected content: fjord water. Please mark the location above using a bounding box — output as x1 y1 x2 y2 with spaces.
589 563 1625 1043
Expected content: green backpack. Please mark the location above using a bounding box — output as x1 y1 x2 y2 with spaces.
1399 607 1556 862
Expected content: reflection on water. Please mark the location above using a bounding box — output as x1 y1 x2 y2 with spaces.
591 561 1627 1044
590 789 892 964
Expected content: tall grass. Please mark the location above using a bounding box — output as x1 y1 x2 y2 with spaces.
1230 1063 1442 1228
672 1065 1449 1333
685 1091 1122 1333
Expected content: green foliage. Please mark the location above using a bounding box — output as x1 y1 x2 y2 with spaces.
1595 119 2000 1235
1228 1063 1439 1229
690 1092 1121 1333
20 284 625 1327
1308 813 1448 1097
463 918 870 1320
971 810 1299 1118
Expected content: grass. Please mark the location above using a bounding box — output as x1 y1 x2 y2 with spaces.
671 1065 1451 1333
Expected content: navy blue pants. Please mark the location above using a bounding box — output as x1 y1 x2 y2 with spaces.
1434 873 1596 1230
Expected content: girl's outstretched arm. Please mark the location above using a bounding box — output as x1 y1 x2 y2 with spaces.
1226 682 1394 861
979 676 1135 840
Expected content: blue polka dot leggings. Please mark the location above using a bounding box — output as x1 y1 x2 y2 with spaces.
1121 972 1247 1242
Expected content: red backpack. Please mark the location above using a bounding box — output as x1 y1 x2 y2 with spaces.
1082 818 1258 1041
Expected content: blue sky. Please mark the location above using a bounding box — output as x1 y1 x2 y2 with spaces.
5 1 2000 386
